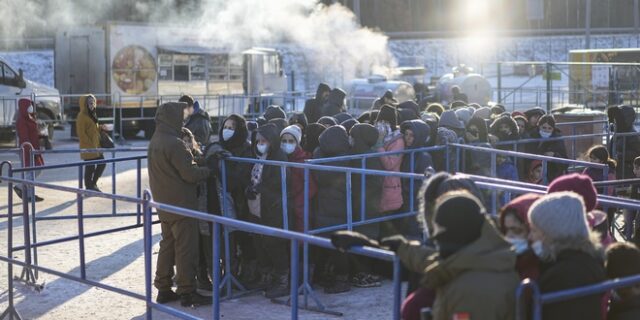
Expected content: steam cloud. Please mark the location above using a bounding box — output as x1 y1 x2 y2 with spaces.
1 0 395 90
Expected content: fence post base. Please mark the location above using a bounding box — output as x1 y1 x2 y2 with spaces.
0 305 23 320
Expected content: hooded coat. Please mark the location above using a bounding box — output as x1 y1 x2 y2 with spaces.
251 123 289 227
400 120 433 212
303 83 331 124
184 108 211 146
526 128 568 182
321 88 347 117
313 125 351 227
148 102 210 222
317 116 338 127
287 145 317 232
609 295 640 320
16 99 44 167
423 217 519 320
303 123 326 153
349 124 384 225
608 105 640 179
263 105 286 121
465 116 488 143
490 115 520 143
377 128 405 213
76 95 102 160
215 114 253 220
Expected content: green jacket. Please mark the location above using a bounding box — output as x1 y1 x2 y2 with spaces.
148 102 210 222
401 217 519 320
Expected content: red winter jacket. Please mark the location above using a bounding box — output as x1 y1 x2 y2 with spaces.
288 147 317 232
16 99 43 167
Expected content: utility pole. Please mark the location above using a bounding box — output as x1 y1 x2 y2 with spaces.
585 0 592 49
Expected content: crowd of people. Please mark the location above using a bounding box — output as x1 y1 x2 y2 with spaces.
140 83 640 318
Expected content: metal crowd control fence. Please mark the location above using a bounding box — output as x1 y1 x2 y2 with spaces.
0 165 402 320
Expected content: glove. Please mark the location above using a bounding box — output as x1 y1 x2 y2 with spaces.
380 235 408 252
330 230 379 252
213 149 232 159
245 185 258 200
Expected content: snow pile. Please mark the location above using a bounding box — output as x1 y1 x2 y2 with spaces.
0 50 54 87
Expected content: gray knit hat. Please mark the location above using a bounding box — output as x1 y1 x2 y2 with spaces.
528 192 589 240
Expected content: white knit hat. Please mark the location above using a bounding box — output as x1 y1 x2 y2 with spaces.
280 125 302 144
528 191 590 240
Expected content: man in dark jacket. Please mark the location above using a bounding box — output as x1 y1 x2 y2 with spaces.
303 83 331 123
313 125 353 293
606 242 640 320
184 101 212 146
321 88 347 117
608 105 640 179
490 114 520 144
148 102 212 307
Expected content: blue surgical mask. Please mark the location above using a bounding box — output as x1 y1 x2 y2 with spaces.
281 143 296 155
222 129 234 141
506 237 529 255
257 143 269 155
539 130 552 139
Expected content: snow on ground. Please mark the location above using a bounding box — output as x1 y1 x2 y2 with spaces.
0 128 400 319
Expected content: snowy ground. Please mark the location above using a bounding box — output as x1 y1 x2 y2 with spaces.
0 127 400 319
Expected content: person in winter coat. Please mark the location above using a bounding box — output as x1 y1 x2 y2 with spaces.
387 191 517 320
214 114 256 285
425 103 445 116
525 114 568 183
451 85 469 103
527 192 606 320
333 112 352 124
263 105 286 122
184 100 212 146
490 114 520 144
433 127 458 171
245 123 290 298
583 144 617 195
523 106 546 133
607 105 640 179
438 109 465 137
303 123 326 153
321 88 347 117
606 242 640 320
399 120 433 238
148 102 212 307
288 112 308 147
317 116 338 127
496 154 519 206
313 125 353 294
526 160 544 184
77 94 106 192
340 118 358 134
514 115 528 138
398 100 420 123
15 98 45 201
303 83 331 124
371 89 399 110
465 116 488 144
280 125 317 233
499 193 542 281
374 105 405 231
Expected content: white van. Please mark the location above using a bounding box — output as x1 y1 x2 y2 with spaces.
0 57 62 142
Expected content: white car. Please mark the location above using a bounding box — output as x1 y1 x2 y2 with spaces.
0 57 62 142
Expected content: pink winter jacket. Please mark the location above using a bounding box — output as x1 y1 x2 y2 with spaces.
377 134 405 213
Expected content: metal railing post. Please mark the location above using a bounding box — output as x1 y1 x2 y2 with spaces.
290 239 299 320
142 191 152 320
212 222 221 320
136 158 142 225
77 166 87 280
112 150 116 215
1 161 23 319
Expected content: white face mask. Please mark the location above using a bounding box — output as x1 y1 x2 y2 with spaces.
539 130 552 139
27 105 34 114
222 129 235 141
531 240 545 257
256 143 269 155
506 237 529 255
281 142 296 155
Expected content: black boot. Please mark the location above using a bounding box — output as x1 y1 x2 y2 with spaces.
196 267 213 291
324 274 351 294
156 290 179 304
180 291 213 307
265 272 289 299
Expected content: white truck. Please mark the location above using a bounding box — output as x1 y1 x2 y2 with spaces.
0 57 62 143
55 22 288 138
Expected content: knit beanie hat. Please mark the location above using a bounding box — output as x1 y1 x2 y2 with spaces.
436 127 458 145
439 110 465 130
606 242 640 279
432 191 486 258
528 192 590 240
376 104 398 130
281 125 302 144
473 107 492 120
547 173 597 212
334 112 353 124
317 116 338 127
499 193 542 234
